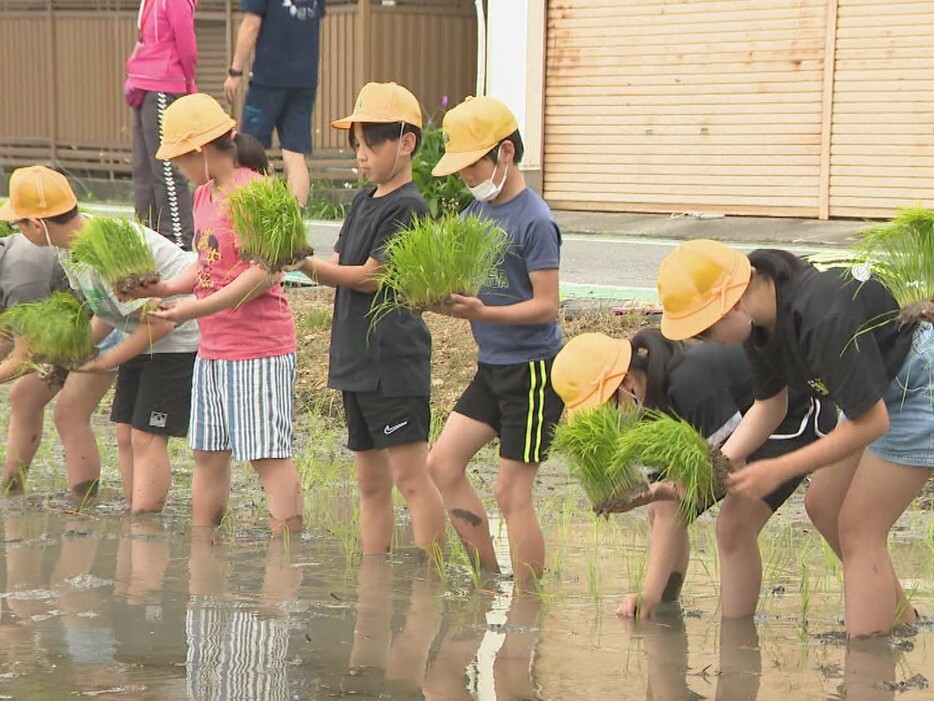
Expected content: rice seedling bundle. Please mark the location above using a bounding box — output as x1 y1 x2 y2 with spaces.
227 176 313 271
71 217 159 297
810 207 934 323
616 409 736 520
551 403 649 515
1 292 94 368
370 214 511 319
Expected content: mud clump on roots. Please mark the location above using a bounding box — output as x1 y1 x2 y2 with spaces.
239 245 315 273
899 299 934 325
113 272 162 299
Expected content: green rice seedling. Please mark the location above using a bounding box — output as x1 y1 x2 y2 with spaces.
227 176 313 271
1 292 94 369
369 214 511 321
551 403 648 515
616 409 735 520
70 216 159 297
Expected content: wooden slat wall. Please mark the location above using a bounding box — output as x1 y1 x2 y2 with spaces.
544 0 828 217
828 0 934 217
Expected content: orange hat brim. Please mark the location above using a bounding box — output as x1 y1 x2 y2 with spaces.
0 200 20 222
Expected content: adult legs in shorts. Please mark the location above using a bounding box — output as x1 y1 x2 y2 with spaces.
343 391 445 555
241 84 314 206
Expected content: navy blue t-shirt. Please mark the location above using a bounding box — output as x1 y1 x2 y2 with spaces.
241 0 325 88
462 188 563 365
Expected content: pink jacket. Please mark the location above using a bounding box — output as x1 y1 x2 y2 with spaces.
125 0 198 95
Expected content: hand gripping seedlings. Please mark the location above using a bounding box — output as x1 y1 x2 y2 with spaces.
551 403 650 515
1 292 95 369
70 217 160 298
615 409 737 520
369 214 511 321
227 176 314 271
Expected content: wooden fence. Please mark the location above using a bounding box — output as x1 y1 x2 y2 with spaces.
0 0 478 177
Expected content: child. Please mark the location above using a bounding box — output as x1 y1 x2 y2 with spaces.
656 239 931 636
551 329 837 618
292 82 446 555
0 166 199 510
426 96 564 580
0 226 116 497
150 92 302 535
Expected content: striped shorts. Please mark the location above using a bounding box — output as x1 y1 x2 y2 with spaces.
453 357 565 464
189 354 295 461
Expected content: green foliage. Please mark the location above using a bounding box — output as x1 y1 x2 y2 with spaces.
551 402 645 507
70 217 158 287
412 122 473 219
228 176 312 270
370 214 511 319
853 206 934 310
616 409 716 520
1 292 94 367
304 182 346 221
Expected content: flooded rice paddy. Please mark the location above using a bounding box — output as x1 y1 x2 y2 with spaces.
0 398 932 700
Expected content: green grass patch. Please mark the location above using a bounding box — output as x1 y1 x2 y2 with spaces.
1 292 95 368
552 403 647 511
70 216 159 296
370 214 511 321
228 176 313 271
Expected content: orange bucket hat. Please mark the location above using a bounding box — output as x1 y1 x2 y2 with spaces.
657 239 752 341
552 333 633 421
0 166 77 221
155 93 237 161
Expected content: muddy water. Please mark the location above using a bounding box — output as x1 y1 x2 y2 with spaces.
0 491 931 700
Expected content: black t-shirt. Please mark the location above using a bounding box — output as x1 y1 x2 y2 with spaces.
667 343 826 444
329 183 431 396
743 251 915 419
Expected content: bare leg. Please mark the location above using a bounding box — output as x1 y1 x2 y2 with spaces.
53 372 115 498
427 413 499 573
253 457 303 535
114 423 134 503
354 450 394 554
281 149 310 207
495 458 544 581
128 429 171 513
2 374 58 492
717 494 773 618
192 450 231 527
386 441 446 552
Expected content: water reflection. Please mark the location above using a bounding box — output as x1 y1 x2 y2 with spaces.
0 507 929 699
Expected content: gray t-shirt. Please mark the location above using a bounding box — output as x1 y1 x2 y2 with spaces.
0 233 67 310
462 188 563 365
58 219 199 354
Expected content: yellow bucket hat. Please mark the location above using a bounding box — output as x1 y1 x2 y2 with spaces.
657 239 752 341
0 166 77 221
552 333 633 421
431 95 518 177
155 93 237 161
331 82 423 130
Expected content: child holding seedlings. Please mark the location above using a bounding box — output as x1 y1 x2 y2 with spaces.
0 166 199 510
149 92 303 535
0 228 116 497
656 239 932 636
291 82 446 555
551 329 837 619
425 96 564 581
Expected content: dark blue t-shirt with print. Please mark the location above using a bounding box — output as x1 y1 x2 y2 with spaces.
462 188 563 365
241 0 325 88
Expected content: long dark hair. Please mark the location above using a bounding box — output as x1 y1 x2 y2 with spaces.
205 130 268 174
747 248 807 282
628 327 687 413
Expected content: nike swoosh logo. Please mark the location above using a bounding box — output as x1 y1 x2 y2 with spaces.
383 421 409 435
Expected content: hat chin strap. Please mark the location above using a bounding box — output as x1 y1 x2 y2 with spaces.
40 219 54 248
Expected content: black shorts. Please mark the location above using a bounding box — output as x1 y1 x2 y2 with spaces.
747 397 839 513
453 359 565 464
111 353 196 437
242 83 315 154
342 390 430 452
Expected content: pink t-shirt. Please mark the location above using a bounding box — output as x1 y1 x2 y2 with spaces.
192 168 296 360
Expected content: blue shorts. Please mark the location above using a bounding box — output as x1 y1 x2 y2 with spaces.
97 329 124 374
867 322 934 467
242 83 315 154
189 354 295 461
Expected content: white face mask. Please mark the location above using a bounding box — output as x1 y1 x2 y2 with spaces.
468 145 508 203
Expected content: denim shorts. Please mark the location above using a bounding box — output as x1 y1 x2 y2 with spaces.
242 83 315 154
97 329 124 374
867 322 934 467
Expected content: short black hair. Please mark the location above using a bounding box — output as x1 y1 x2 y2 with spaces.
484 129 524 165
42 206 80 225
348 122 422 153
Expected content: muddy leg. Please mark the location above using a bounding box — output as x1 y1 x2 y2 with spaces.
3 374 58 493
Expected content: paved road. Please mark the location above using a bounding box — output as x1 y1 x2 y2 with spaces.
85 204 847 303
